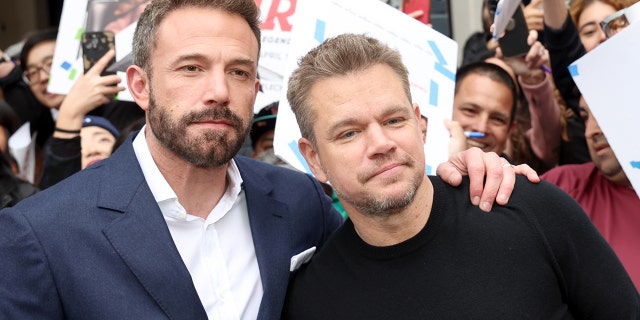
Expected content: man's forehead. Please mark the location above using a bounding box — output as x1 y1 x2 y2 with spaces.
155 7 258 57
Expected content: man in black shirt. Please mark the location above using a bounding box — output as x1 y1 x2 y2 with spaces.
283 33 639 319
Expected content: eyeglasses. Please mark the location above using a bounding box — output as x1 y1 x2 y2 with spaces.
600 9 630 39
22 57 53 85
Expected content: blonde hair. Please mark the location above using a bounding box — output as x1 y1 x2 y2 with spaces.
287 34 411 145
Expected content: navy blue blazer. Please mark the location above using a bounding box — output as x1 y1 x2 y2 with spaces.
0 135 344 319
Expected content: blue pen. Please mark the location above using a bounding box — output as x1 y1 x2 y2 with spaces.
464 131 485 138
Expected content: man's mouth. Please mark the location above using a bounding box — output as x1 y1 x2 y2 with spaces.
372 163 403 178
592 142 610 152
466 139 488 149
592 135 610 152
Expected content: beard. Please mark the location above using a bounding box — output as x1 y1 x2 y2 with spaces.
147 88 251 168
331 155 423 218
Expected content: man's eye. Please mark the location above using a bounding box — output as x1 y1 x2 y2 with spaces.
462 108 477 116
231 69 250 78
491 117 508 125
182 65 200 72
339 131 356 140
386 118 404 126
581 29 596 37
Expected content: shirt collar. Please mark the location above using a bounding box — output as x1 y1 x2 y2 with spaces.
132 126 244 221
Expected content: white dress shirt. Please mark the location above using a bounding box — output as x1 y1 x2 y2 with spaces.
133 127 263 319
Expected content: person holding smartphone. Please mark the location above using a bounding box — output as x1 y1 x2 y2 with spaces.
3 28 145 187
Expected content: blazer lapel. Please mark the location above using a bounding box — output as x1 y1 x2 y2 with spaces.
97 138 207 320
235 157 292 320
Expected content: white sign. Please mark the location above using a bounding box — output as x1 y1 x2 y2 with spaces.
48 0 149 101
8 122 37 184
570 21 640 198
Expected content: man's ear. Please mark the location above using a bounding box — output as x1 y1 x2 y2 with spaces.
298 137 328 183
413 103 421 119
127 65 150 111
254 78 260 99
413 103 426 143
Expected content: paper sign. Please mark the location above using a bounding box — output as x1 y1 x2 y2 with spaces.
8 122 38 184
273 0 458 175
492 0 521 39
255 0 298 112
570 21 640 199
48 0 150 101
48 0 293 110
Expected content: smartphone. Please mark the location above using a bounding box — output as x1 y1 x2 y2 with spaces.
403 0 431 25
498 5 530 58
81 31 116 75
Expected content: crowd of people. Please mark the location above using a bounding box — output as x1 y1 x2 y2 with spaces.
0 0 638 318
456 0 640 290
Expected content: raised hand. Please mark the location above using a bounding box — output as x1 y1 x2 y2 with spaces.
54 50 125 137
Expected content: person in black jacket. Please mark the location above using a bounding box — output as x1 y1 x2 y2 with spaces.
0 100 37 208
39 115 119 189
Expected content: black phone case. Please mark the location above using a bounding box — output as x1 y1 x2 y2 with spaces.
498 5 530 58
81 31 116 75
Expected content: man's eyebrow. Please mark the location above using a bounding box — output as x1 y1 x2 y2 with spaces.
458 101 482 109
325 105 410 137
170 54 256 67
325 116 358 138
381 105 413 118
229 57 258 74
230 57 257 67
170 53 207 66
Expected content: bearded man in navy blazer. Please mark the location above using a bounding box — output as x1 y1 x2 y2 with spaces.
0 0 539 318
